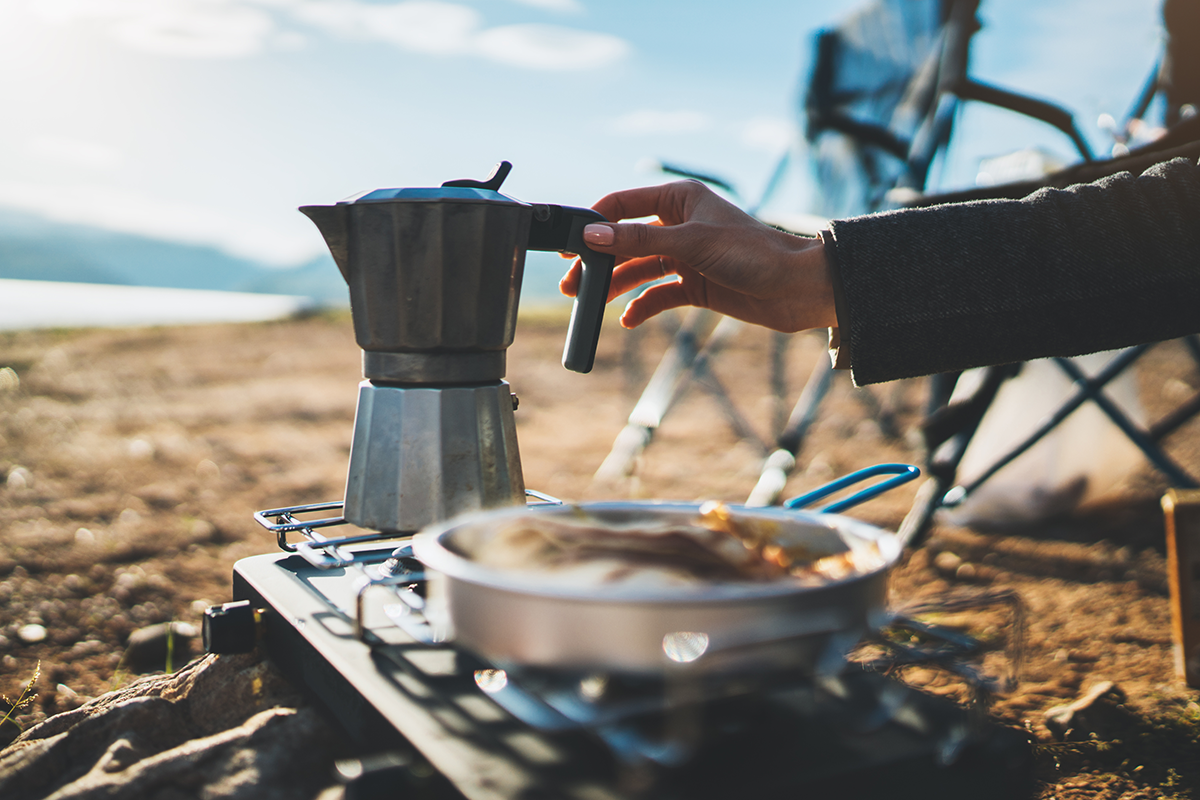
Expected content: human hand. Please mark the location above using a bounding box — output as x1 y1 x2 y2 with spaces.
559 180 836 332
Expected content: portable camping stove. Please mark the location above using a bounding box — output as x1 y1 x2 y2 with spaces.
208 507 1033 800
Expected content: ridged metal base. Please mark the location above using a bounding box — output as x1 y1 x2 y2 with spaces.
343 380 524 532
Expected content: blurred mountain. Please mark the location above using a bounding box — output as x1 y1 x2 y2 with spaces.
0 207 348 305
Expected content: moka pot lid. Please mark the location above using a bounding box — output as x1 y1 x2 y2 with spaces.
339 161 524 205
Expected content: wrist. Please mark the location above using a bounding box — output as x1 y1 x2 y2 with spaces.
816 230 841 330
781 232 838 330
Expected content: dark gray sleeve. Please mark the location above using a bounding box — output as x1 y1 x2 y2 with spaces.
826 156 1200 385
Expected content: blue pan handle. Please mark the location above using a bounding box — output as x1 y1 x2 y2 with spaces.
784 463 920 514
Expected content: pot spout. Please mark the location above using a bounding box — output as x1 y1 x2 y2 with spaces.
299 204 351 283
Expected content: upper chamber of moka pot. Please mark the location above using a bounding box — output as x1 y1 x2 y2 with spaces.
300 178 530 384
302 161 616 379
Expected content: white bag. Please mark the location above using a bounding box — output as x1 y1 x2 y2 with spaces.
941 350 1146 526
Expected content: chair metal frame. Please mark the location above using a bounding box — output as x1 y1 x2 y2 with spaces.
799 0 1200 541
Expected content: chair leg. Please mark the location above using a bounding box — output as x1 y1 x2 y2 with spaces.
745 355 835 507
898 475 948 548
1054 355 1198 488
902 365 1019 544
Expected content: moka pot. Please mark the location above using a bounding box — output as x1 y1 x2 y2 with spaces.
300 162 615 532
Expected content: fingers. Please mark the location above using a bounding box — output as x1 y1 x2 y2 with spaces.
561 255 674 302
609 256 672 300
620 281 693 328
558 258 582 297
560 216 665 298
592 182 693 224
559 219 676 297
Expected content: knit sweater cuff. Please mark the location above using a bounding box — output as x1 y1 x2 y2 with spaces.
819 228 852 372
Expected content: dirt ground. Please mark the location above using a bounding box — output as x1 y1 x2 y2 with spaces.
1 309 1199 798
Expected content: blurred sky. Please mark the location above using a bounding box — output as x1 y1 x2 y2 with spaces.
0 0 1167 271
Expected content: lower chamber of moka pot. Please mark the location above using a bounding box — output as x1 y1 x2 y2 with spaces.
342 379 525 534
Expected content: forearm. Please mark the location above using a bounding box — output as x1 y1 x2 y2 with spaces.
825 157 1200 385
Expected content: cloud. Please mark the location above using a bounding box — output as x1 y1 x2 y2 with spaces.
32 0 277 59
110 6 276 58
477 24 628 70
740 116 797 153
507 0 584 12
29 137 124 172
366 2 479 53
296 0 480 54
27 0 630 69
610 110 712 136
0 182 320 265
31 0 145 24
296 1 628 70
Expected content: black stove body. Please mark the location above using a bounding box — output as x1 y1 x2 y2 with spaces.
209 510 1033 800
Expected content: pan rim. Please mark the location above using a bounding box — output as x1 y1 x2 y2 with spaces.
412 500 902 605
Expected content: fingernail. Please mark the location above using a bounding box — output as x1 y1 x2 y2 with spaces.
583 224 614 246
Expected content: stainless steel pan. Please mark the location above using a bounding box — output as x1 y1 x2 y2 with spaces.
412 465 918 675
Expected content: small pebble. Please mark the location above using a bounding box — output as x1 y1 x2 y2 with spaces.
196 460 221 481
127 439 155 459
6 467 31 491
124 622 198 673
854 419 883 442
55 683 89 711
66 639 107 660
934 551 962 574
1164 377 1194 402
18 623 47 644
804 456 834 481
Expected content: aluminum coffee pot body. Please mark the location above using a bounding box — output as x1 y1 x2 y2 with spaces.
300 189 530 358
302 162 616 376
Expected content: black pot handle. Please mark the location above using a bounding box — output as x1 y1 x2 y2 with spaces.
527 203 616 373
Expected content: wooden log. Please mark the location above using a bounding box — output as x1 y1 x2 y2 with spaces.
1162 489 1200 687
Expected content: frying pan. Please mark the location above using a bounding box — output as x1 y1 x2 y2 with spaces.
412 464 918 674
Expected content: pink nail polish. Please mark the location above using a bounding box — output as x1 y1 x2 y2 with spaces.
583 224 614 246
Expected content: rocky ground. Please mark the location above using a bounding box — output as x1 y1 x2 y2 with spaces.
1 310 1198 798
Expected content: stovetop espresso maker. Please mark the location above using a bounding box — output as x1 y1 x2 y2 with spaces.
300 161 614 533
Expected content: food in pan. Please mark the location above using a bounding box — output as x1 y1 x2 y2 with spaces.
450 502 885 587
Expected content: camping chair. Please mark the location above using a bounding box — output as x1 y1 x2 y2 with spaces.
780 0 1200 542
802 0 1093 221
750 0 1096 509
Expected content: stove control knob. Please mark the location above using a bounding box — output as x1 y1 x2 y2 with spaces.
203 600 259 654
